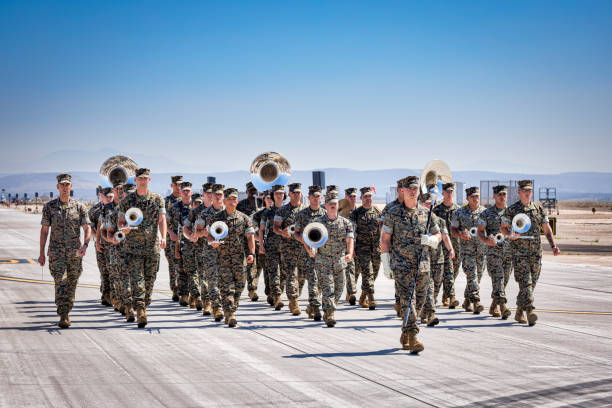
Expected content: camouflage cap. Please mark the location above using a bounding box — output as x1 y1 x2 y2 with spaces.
419 192 432 203
518 180 533 190
181 182 192 190
224 188 239 198
171 175 183 184
308 185 322 196
101 187 113 197
326 185 338 193
262 190 272 198
288 183 302 193
397 176 419 188
466 186 480 197
442 183 455 191
345 187 358 196
246 181 257 191
135 168 150 178
325 191 339 204
191 193 203 202
493 185 508 194
202 182 214 193
112 183 124 191
111 179 125 188
212 184 225 194
56 173 72 184
271 184 285 193
360 186 374 196
125 183 136 194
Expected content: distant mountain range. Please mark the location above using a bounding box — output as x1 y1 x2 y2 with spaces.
1 169 611 202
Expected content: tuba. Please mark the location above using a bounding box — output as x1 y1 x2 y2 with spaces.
303 222 328 255
249 152 291 191
420 159 452 198
99 155 138 188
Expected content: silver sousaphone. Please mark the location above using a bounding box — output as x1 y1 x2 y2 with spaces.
99 155 138 188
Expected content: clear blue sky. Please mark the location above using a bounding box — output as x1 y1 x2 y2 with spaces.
1 1 611 174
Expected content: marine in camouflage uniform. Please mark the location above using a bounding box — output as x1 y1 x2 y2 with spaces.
89 190 112 306
338 187 359 305
421 193 446 327
207 188 256 327
451 187 486 314
349 187 381 310
381 176 440 353
380 193 403 317
252 200 269 302
477 184 513 319
432 183 461 308
310 191 354 327
39 173 92 329
118 168 167 328
502 180 559 326
164 175 183 301
259 184 286 310
273 183 305 315
294 185 326 320
195 183 226 321
237 181 264 301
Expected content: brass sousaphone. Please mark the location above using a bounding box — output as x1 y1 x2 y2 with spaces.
420 159 452 197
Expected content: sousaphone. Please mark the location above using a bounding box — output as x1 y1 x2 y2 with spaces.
99 155 138 188
249 152 291 191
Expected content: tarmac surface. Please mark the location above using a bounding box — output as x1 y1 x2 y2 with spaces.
1 207 611 407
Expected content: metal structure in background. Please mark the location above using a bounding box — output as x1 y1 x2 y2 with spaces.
480 180 532 207
539 187 559 215
312 171 326 188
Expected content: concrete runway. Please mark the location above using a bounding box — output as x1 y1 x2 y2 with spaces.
1 207 611 407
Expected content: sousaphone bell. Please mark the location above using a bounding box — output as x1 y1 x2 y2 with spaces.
99 155 138 188
249 152 291 191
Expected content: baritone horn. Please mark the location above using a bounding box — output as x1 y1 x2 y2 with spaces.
420 159 452 197
249 152 291 191
99 155 138 188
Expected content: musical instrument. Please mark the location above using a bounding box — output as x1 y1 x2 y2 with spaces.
469 227 478 237
125 208 143 227
114 230 126 242
288 224 296 235
209 221 228 244
249 152 291 191
494 232 505 244
99 155 138 187
420 159 452 196
303 222 328 255
512 213 531 234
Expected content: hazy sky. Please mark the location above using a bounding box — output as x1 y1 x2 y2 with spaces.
1 1 611 174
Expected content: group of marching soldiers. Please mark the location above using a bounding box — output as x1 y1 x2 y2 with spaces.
40 170 559 354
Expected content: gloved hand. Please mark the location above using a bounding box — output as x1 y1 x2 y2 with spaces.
381 252 393 279
421 234 439 249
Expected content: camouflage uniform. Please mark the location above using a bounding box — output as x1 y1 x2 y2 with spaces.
425 215 446 312
349 205 381 295
339 190 358 298
502 200 548 313
313 214 354 312
433 201 461 299
89 201 111 301
41 198 90 315
294 204 326 310
119 191 165 310
381 199 402 309
261 205 283 299
479 205 513 305
207 208 255 315
186 202 209 302
252 207 268 297
164 192 181 295
451 203 486 303
168 199 198 299
196 204 225 310
237 195 263 296
103 201 132 308
275 201 305 301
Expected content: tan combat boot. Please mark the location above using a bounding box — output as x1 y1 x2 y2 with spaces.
188 295 196 309
499 302 511 320
266 295 274 306
249 290 259 302
322 310 329 323
449 296 460 309
489 300 500 317
137 308 147 328
347 293 356 306
58 313 70 329
367 293 376 310
313 307 322 321
473 301 484 314
463 299 473 312
527 310 538 326
125 305 135 322
394 302 401 317
289 298 301 315
213 307 224 322
427 312 440 327
202 300 212 316
224 313 230 325
103 293 112 307
442 296 449 307
515 306 527 324
400 332 409 349
306 305 314 319
172 290 179 302
420 310 428 325
359 292 368 308
195 298 203 311
408 333 424 354
326 311 336 327
113 299 121 312
228 312 237 327
179 295 189 307
274 296 284 311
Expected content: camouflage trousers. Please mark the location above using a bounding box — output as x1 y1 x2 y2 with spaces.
196 251 209 301
126 252 160 310
395 263 430 335
109 245 131 307
317 266 345 312
96 247 111 297
202 247 221 309
258 253 270 296
426 261 444 309
513 253 541 312
246 250 263 292
279 242 303 300
299 253 320 308
476 248 487 283
441 247 457 299
486 248 513 304
177 242 200 299
264 243 282 297
165 240 178 293
462 251 484 303
354 245 380 295
49 253 82 315
344 259 356 295
218 261 247 314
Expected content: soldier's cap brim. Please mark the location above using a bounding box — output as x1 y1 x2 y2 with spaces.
58 180 71 184
326 199 339 204
309 191 322 196
361 191 373 196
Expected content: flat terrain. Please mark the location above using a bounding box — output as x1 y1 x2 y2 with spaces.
1 207 611 407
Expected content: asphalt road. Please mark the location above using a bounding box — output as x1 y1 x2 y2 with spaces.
1 207 611 407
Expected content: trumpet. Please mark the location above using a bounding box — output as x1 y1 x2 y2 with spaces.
469 227 478 237
512 213 531 234
114 230 126 242
125 207 143 227
303 222 328 255
288 224 296 235
209 221 228 244
493 232 505 244
249 152 291 191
